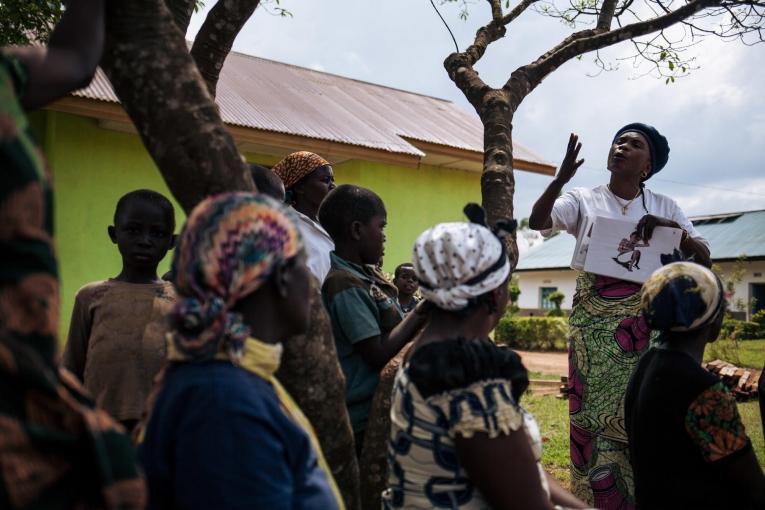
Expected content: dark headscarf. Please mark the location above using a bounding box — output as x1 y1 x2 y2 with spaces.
641 262 724 332
613 122 670 179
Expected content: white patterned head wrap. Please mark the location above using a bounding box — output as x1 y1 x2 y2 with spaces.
412 222 511 311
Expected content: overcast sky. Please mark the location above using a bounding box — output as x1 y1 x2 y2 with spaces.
188 0 765 220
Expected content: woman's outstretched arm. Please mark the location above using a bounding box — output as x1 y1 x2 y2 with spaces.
529 133 584 231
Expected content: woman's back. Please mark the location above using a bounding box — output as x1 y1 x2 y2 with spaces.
384 337 542 509
141 361 339 510
626 348 753 509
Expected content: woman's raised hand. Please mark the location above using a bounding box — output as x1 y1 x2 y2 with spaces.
556 133 585 184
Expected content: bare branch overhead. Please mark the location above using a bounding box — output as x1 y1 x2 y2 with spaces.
597 0 620 29
489 0 504 22
190 0 262 97
519 0 720 89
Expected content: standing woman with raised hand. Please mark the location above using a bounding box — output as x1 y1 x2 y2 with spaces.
0 1 145 508
139 192 344 510
529 124 711 509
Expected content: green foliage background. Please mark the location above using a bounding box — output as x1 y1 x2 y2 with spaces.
0 1 63 46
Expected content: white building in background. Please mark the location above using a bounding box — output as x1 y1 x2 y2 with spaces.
514 209 765 319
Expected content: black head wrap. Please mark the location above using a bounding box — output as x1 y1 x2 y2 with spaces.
613 122 670 180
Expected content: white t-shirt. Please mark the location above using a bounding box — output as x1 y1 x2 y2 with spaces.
294 209 335 282
542 184 708 270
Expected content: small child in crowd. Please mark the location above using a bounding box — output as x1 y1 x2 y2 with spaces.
392 263 420 315
63 189 177 433
319 185 426 453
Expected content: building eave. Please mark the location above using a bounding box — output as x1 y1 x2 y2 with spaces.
45 96 557 175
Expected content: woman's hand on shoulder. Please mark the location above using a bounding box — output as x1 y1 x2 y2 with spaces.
636 214 681 241
555 133 585 185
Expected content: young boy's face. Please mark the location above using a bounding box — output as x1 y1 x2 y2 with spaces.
358 213 387 266
109 200 175 269
394 267 418 297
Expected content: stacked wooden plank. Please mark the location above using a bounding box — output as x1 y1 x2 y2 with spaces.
704 359 761 399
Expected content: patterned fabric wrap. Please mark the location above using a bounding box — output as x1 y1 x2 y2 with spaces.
685 381 749 463
383 368 547 509
568 272 658 509
0 52 144 509
169 192 302 362
272 151 330 189
641 262 723 332
412 222 510 311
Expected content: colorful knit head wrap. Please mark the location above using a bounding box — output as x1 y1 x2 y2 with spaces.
169 192 302 361
641 262 724 332
272 151 330 190
412 204 515 311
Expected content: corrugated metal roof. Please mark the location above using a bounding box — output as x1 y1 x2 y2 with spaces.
71 50 552 166
515 209 765 271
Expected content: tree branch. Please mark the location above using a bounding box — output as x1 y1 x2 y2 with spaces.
166 0 197 34
443 0 538 111
489 0 504 22
190 0 262 97
597 0 619 29
520 0 718 90
101 0 253 214
503 0 541 25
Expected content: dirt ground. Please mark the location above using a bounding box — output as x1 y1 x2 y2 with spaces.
515 350 568 377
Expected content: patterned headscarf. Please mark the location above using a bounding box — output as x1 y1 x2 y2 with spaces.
272 151 330 190
169 192 302 361
413 205 513 311
641 262 724 332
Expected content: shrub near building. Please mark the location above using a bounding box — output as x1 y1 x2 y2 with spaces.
495 316 568 351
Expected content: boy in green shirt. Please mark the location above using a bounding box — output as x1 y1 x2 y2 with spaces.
319 185 426 452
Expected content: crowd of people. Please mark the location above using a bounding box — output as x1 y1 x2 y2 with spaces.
1 2 764 509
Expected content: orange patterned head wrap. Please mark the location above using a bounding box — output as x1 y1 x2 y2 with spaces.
272 151 330 190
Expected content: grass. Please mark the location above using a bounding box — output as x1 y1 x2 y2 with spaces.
704 338 765 369
522 393 571 488
528 370 562 381
522 394 765 490
740 401 764 468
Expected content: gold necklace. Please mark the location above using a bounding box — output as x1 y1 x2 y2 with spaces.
607 184 642 215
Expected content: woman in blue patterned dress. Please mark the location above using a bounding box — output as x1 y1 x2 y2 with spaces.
383 206 589 509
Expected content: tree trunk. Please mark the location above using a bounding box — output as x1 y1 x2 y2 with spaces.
101 5 361 504
190 0 262 97
276 282 361 510
479 90 519 267
165 0 196 34
101 0 253 214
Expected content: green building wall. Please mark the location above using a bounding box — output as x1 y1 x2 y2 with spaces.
32 110 481 342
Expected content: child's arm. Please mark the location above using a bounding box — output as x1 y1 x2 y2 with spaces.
327 284 429 371
61 289 92 380
355 305 429 371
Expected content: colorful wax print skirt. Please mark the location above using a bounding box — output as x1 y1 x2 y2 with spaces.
568 272 655 510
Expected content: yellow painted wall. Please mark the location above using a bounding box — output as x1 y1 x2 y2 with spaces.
32 111 481 342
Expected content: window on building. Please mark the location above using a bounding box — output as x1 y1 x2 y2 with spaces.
540 287 558 310
751 283 765 317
